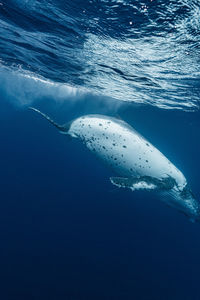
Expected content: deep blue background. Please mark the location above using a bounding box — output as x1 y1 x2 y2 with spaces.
0 98 200 299
1 0 200 299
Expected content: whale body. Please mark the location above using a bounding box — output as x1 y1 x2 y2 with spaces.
30 107 200 221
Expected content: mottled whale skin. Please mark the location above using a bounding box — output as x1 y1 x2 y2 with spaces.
30 108 200 222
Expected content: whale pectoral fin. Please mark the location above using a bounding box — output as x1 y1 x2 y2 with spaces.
110 176 158 191
110 175 176 191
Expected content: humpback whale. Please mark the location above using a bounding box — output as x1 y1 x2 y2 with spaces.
30 107 200 222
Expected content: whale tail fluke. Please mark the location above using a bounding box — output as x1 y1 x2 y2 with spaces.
29 107 67 133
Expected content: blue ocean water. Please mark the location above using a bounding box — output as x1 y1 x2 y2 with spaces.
0 0 200 299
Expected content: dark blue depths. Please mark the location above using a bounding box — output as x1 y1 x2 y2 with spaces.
0 101 200 300
0 0 200 299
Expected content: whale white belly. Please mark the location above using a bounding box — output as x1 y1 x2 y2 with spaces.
68 115 186 190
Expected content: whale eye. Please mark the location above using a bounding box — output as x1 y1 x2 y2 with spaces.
123 145 127 148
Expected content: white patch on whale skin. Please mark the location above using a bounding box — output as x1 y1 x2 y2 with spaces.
131 182 156 191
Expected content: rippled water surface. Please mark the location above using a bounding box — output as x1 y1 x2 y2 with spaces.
1 0 200 109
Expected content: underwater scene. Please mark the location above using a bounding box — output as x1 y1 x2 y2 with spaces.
0 0 200 299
